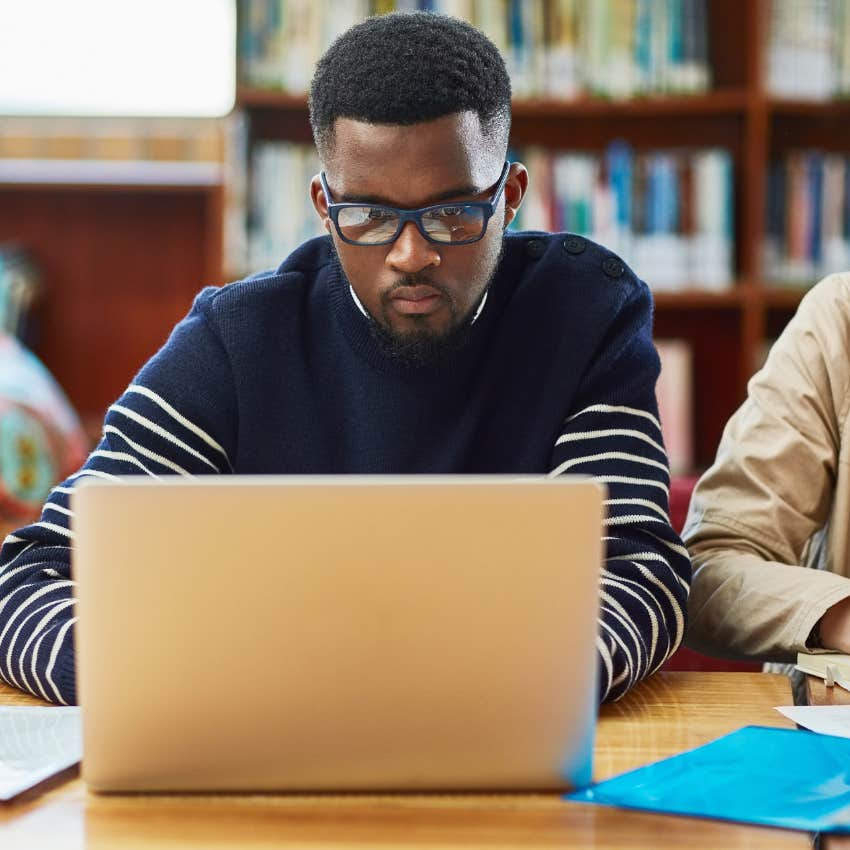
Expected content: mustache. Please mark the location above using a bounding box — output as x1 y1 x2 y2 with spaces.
386 276 448 296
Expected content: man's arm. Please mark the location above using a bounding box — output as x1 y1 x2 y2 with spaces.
551 283 690 703
0 292 236 704
683 274 850 661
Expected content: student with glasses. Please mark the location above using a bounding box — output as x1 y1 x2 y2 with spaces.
0 12 689 706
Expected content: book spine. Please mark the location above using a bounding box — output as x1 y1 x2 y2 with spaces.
505 0 530 97
545 0 581 98
665 0 684 92
654 338 694 475
606 140 634 260
807 151 825 269
633 0 653 93
822 155 850 274
472 0 509 54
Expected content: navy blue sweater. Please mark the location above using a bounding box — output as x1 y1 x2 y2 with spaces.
0 232 689 705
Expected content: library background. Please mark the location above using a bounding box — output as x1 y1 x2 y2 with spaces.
1 0 848 670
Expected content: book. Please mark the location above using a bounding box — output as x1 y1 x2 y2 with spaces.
246 140 324 270
654 339 694 475
237 0 711 100
545 0 580 98
508 142 734 292
767 0 836 99
765 149 850 287
690 148 734 290
796 651 850 690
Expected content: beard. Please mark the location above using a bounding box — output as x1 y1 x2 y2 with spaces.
336 236 505 368
370 278 472 367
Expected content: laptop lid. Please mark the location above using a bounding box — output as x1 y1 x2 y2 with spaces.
71 475 603 792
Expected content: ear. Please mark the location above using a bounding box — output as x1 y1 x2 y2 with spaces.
502 162 529 229
310 174 333 234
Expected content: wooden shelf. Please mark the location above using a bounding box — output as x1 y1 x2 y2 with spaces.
768 97 850 117
236 88 309 110
653 287 810 314
653 288 747 310
0 158 222 192
237 87 750 117
0 161 224 422
762 287 808 310
512 90 750 117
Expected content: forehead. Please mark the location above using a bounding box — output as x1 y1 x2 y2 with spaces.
324 111 496 207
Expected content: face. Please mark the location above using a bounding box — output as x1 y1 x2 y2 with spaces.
311 112 527 361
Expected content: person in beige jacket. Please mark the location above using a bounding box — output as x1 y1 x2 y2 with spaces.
683 272 850 666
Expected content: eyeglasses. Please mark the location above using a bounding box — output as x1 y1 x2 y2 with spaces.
319 161 511 246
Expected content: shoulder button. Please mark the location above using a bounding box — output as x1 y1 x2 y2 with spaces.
525 238 546 260
602 257 625 278
562 235 586 255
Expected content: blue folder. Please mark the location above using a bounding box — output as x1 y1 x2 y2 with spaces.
567 725 850 833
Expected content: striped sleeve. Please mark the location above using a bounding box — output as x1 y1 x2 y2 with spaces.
0 294 236 704
551 285 691 703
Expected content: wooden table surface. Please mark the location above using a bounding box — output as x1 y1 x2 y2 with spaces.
0 671 812 849
807 673 850 707
803 673 850 850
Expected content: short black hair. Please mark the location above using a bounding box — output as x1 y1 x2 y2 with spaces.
309 12 511 161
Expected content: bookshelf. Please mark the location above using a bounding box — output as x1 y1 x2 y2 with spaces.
0 159 223 432
4 1 841 470
235 0 828 471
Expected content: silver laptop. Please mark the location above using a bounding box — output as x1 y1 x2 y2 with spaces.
71 475 603 793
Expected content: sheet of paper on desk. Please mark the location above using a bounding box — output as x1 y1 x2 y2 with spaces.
776 704 850 738
0 706 81 800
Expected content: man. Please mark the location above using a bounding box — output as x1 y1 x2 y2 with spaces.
0 12 688 706
684 272 850 672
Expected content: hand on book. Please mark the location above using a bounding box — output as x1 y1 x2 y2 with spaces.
819 596 850 653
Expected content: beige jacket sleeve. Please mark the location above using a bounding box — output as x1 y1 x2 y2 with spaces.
682 273 850 662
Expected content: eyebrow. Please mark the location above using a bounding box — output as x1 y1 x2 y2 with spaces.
338 183 481 207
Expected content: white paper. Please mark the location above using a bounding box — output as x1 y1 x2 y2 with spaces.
776 705 850 739
0 706 81 800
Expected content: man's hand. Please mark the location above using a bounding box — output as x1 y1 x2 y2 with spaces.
818 596 850 652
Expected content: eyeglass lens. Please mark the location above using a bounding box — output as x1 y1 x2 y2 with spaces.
336 205 487 244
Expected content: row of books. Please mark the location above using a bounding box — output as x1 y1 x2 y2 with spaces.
243 141 325 272
766 0 850 100
231 137 735 291
515 144 735 290
239 0 711 99
764 151 850 287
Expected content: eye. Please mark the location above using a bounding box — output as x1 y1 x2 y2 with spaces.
367 208 394 221
433 206 465 217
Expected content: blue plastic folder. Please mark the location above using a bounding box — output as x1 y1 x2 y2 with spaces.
567 725 850 833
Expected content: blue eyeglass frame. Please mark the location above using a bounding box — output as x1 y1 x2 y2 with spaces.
319 160 511 246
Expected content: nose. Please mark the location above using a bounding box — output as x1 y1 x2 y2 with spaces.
385 221 441 274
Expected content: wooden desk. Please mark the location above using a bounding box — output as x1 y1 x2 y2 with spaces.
0 672 809 849
804 675 850 850
807 673 850 706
